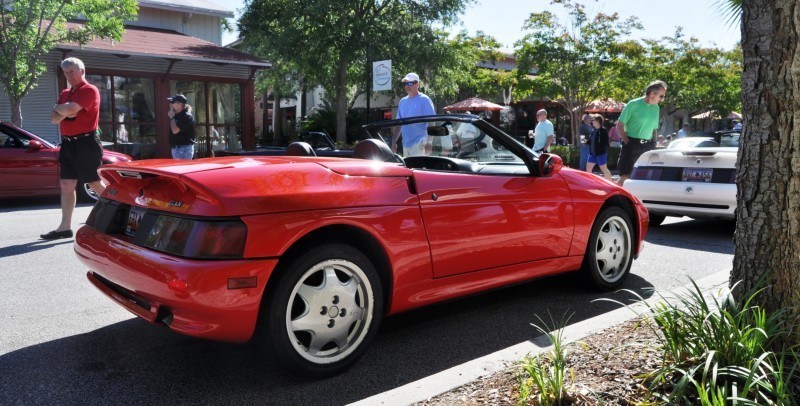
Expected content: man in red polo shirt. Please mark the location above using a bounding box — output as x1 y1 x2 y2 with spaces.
40 57 103 240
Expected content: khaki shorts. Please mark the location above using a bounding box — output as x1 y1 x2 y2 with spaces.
403 137 429 157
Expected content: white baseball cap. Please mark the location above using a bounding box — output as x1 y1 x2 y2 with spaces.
401 72 420 83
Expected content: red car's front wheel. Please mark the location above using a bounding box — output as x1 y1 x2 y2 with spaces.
583 206 634 290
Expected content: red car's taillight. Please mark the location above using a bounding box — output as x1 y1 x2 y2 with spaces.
142 216 247 259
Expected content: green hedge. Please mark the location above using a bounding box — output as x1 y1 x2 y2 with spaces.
548 145 620 170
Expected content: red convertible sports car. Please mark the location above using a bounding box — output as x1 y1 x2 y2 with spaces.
74 114 649 377
0 120 132 201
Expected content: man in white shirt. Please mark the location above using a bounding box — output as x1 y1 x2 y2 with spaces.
677 123 690 138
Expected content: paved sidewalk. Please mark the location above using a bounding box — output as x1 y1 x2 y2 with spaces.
349 270 731 406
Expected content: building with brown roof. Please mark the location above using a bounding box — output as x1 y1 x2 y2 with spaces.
0 0 269 159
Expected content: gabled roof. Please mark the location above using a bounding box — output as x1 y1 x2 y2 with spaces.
60 23 271 68
138 0 234 18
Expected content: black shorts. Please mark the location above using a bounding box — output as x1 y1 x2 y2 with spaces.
59 134 103 183
617 138 654 176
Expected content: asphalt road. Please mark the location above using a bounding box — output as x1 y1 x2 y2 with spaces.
0 197 734 405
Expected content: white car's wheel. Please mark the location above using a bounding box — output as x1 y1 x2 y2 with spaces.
259 244 382 377
583 207 634 290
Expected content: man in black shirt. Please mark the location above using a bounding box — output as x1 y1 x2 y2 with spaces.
167 94 195 159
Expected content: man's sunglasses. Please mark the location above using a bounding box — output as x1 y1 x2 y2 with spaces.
402 81 418 86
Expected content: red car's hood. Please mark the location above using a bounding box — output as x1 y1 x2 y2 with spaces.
97 157 416 216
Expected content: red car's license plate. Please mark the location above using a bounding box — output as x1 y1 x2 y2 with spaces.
125 206 146 237
682 167 713 182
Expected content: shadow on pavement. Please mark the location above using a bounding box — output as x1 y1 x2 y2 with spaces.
0 272 653 405
645 218 734 254
0 239 74 259
0 196 95 213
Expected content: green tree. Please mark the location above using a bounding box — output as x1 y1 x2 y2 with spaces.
0 0 138 126
239 0 472 143
514 0 642 143
608 30 742 128
438 31 517 106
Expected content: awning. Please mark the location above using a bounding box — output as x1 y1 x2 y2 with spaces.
691 111 718 119
691 111 742 120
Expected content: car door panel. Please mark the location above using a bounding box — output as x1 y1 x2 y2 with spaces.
0 146 60 197
412 170 574 278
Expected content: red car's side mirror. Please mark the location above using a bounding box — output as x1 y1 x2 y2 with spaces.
538 153 563 176
27 140 43 152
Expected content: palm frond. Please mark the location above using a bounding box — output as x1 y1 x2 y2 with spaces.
714 0 742 28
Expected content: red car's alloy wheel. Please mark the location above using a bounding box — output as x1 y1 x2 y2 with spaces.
583 206 633 290
259 244 383 377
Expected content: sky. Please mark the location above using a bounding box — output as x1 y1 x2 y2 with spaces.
218 0 740 51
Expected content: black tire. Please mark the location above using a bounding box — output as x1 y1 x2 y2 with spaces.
648 213 666 227
257 244 383 378
76 183 99 203
582 206 634 290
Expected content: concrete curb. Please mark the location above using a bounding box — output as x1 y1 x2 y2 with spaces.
349 270 731 406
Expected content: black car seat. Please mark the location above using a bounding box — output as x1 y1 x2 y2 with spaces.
353 139 403 163
286 141 316 156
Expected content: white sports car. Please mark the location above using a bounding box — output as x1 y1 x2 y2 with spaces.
624 146 738 226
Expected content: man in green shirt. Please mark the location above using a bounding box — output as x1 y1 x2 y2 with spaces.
616 80 667 185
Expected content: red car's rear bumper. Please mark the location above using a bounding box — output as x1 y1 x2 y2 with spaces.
75 226 278 343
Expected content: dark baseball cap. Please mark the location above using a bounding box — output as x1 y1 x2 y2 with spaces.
167 94 188 104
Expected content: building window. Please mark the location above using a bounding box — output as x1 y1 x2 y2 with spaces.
87 75 157 159
170 80 241 158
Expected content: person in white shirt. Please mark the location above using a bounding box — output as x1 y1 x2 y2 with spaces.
677 123 690 138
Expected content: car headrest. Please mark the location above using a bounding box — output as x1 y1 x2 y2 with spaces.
353 139 397 162
428 126 449 136
286 141 316 157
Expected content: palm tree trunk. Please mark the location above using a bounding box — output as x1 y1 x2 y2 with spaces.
731 0 800 344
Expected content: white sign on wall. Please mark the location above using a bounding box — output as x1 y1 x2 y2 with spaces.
372 60 392 91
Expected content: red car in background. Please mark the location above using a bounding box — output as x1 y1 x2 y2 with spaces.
75 114 649 377
0 120 132 201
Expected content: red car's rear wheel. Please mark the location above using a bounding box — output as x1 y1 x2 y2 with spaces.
258 244 382 377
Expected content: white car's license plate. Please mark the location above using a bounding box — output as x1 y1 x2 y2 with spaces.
125 206 146 237
682 167 713 182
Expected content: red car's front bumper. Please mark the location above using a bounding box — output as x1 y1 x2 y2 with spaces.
75 226 278 343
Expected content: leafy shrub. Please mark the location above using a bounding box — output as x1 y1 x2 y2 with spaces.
300 105 370 144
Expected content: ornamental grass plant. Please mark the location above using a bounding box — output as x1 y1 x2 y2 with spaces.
517 316 575 405
616 279 799 404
